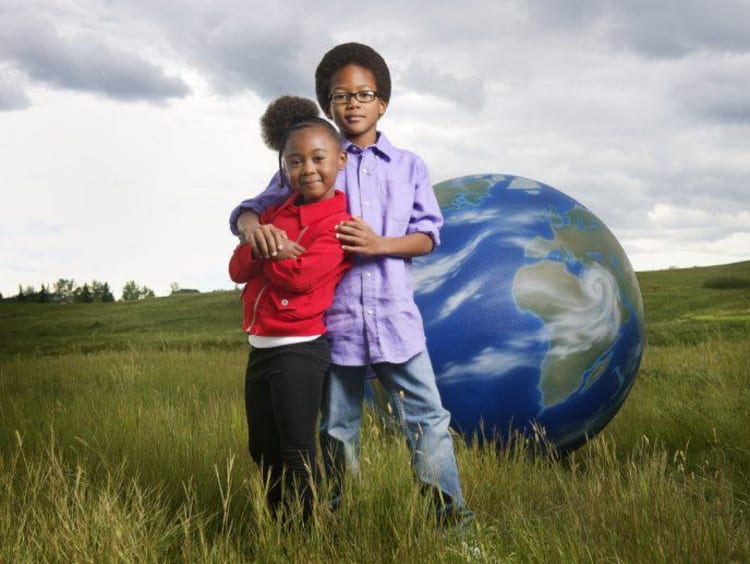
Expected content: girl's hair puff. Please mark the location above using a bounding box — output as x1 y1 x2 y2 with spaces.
260 96 320 152
261 95 342 188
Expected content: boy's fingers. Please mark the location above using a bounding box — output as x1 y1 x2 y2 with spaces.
255 225 288 257
335 232 357 244
252 231 270 258
255 228 276 257
337 218 362 229
336 225 365 238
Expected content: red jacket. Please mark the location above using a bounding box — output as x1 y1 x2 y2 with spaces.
229 190 353 337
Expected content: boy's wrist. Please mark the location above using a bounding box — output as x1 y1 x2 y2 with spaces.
380 236 396 256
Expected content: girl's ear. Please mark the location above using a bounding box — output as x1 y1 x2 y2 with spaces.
337 150 347 170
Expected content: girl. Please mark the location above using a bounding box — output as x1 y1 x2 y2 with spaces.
228 96 352 519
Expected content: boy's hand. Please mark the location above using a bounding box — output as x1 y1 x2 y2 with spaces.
335 217 386 255
248 224 303 260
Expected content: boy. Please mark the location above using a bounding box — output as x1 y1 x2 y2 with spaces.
229 43 471 524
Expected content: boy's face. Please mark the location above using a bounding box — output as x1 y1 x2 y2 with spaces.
326 64 387 148
283 126 346 203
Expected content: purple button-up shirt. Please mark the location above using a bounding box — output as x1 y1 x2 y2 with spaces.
229 132 443 366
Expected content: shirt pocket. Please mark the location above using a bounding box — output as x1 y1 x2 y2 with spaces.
383 179 413 234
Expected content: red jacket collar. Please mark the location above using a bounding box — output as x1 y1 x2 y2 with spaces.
273 189 348 226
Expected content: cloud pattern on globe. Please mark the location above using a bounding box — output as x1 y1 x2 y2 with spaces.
413 174 645 452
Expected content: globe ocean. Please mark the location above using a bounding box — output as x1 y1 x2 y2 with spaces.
412 174 645 453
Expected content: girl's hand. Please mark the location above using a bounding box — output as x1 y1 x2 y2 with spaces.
272 242 305 261
335 217 386 256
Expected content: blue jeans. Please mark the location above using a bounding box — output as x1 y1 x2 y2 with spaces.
319 350 466 510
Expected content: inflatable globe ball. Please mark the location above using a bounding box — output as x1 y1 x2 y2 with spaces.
374 174 645 454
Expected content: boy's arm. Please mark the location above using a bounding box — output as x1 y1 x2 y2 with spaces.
404 155 443 248
335 156 442 258
262 227 351 293
335 217 434 257
229 171 289 235
229 171 303 259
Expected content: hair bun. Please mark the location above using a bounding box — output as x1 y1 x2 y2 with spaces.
261 96 320 152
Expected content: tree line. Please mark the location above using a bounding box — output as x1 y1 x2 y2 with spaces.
2 279 155 303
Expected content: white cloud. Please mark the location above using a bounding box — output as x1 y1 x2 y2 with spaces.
440 346 535 384
1 0 749 298
0 88 273 297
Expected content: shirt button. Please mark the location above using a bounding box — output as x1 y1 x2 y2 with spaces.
362 168 368 174
367 309 374 315
366 272 371 277
364 201 370 206
281 299 289 306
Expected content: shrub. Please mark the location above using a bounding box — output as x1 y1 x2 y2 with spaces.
702 276 750 290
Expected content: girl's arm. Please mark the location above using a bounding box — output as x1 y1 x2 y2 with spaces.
228 243 262 283
262 228 350 293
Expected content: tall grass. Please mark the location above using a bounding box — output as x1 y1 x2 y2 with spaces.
2 340 749 562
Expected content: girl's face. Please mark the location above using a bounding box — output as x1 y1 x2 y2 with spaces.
326 64 387 148
283 125 346 202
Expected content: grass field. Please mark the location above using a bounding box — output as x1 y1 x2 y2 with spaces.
1 261 749 562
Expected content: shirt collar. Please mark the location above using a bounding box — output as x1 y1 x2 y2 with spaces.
342 131 392 161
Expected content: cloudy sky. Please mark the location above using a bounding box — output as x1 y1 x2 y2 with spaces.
1 0 749 298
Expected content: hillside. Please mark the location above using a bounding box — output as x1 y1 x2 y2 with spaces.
1 261 748 358
637 260 750 345
0 290 245 358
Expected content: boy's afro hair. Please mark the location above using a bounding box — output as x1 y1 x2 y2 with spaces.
260 96 320 152
315 43 391 113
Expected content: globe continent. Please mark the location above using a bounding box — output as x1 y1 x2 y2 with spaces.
413 173 645 453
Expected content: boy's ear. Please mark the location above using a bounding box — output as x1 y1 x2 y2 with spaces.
378 99 387 117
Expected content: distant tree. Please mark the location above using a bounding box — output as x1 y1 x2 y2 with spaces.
91 280 115 302
121 281 155 301
170 282 181 294
121 281 140 301
38 284 50 303
17 284 25 303
75 283 94 303
101 282 115 302
53 278 76 303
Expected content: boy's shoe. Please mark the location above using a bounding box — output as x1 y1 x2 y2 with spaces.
327 494 342 513
441 509 484 561
436 504 475 531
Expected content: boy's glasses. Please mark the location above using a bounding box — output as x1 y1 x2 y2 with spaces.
328 90 379 105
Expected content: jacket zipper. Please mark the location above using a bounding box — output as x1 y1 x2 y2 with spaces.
248 283 269 334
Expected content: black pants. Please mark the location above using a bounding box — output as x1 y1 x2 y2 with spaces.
245 336 330 518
